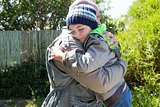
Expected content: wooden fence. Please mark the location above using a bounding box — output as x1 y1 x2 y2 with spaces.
0 30 62 70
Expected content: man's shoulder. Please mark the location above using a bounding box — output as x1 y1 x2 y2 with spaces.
59 26 70 37
62 26 67 30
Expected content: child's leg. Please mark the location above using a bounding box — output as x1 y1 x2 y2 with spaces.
112 85 132 107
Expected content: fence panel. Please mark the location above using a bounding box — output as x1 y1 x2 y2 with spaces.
0 30 62 70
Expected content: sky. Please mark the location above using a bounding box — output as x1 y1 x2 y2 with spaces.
105 0 136 19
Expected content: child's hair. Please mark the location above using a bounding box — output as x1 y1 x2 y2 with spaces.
66 4 98 29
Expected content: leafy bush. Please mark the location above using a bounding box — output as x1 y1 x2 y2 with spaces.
0 57 49 99
132 71 160 107
116 0 160 106
117 0 160 88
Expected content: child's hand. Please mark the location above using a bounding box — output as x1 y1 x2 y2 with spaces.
102 31 119 49
51 46 64 62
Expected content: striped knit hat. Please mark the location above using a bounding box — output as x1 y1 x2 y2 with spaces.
66 4 98 29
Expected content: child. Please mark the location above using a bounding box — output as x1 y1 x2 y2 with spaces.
54 4 118 73
51 3 131 107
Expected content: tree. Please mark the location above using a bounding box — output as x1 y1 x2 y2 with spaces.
0 0 116 31
0 0 73 30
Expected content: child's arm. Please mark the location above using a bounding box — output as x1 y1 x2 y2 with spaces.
62 34 116 73
49 37 127 93
51 26 118 73
53 57 127 93
50 30 126 93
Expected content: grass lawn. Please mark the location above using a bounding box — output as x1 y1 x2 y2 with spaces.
0 98 45 107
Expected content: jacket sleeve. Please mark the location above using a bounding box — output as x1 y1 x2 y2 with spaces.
63 34 116 73
57 58 127 94
49 34 127 93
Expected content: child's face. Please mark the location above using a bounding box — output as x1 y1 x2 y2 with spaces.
69 24 92 43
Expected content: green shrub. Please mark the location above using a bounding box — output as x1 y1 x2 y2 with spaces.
116 0 160 106
116 0 160 88
131 70 160 107
117 27 159 88
0 57 49 99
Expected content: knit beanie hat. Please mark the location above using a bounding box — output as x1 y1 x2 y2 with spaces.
66 4 98 29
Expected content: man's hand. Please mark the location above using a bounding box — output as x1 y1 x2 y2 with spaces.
102 31 119 49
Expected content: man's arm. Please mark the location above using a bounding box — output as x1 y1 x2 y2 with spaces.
90 24 121 58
